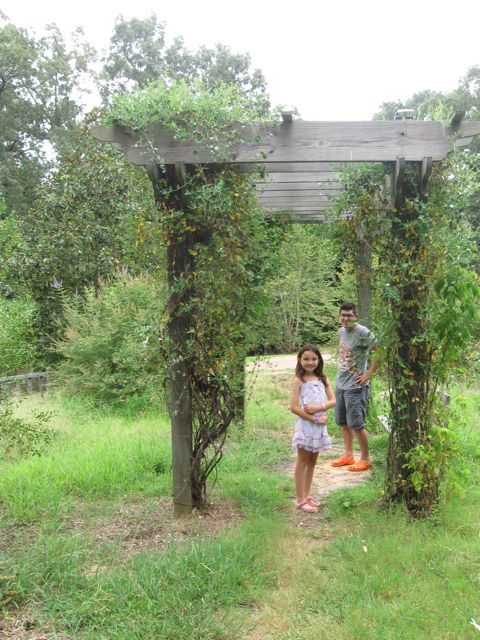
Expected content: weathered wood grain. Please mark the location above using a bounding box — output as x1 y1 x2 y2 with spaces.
256 188 340 197
256 182 342 193
256 172 340 183
91 120 480 164
258 195 334 205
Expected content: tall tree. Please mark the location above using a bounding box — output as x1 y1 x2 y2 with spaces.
0 18 95 214
99 14 269 110
8 116 162 353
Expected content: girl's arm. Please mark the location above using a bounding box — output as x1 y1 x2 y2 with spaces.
304 376 336 414
290 377 318 423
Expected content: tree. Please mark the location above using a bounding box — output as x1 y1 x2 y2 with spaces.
0 18 95 214
99 14 269 111
8 115 162 354
259 225 340 352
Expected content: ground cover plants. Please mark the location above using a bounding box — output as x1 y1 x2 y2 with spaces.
1 361 480 639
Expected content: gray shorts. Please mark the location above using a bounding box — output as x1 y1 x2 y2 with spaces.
335 386 369 430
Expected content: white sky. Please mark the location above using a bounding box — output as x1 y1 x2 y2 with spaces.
3 0 480 120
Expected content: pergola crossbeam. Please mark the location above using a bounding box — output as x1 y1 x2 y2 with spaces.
92 119 480 165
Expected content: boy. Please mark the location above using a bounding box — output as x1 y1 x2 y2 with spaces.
306 301 377 471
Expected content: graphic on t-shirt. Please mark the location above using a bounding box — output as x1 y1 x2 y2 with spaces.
339 341 360 375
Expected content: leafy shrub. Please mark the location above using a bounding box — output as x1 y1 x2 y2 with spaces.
0 296 38 376
55 274 167 406
257 226 341 352
0 396 54 457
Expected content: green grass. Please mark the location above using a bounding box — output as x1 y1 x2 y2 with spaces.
1 378 480 639
0 394 172 523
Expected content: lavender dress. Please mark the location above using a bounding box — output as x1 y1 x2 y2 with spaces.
292 379 332 452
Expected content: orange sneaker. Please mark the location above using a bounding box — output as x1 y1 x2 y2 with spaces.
330 454 355 467
348 460 371 472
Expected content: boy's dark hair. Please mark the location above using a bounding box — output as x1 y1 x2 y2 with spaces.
296 344 326 384
339 300 357 314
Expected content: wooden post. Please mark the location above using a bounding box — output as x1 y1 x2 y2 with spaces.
356 232 372 326
385 158 434 510
146 162 194 516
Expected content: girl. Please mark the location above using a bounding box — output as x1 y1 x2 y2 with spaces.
291 344 335 513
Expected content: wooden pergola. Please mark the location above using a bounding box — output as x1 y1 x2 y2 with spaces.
92 113 480 514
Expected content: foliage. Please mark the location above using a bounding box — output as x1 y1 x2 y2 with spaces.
380 163 479 514
54 273 167 407
258 224 341 352
0 19 95 214
0 396 54 457
332 162 391 323
104 77 275 161
0 295 38 376
335 153 480 515
99 14 268 110
7 115 163 354
106 80 275 506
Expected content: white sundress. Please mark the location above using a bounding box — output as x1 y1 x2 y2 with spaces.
292 379 332 453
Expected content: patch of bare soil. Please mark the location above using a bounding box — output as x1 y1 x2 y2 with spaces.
75 496 244 561
0 616 69 640
283 444 371 529
0 496 243 640
246 351 333 373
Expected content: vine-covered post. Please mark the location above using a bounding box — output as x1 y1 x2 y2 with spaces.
148 162 196 515
356 232 372 325
384 157 434 513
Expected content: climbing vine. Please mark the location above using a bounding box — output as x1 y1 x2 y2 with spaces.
336 153 480 516
105 80 276 507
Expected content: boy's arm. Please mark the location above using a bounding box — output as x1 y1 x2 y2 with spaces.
354 352 379 386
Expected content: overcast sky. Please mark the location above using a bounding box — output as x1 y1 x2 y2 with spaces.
3 0 480 120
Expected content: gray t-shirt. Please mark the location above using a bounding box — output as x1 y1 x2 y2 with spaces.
335 324 377 390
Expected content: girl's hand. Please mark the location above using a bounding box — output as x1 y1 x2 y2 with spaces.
305 403 325 414
304 403 321 414
315 415 328 425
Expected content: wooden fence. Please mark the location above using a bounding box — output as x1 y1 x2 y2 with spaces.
0 370 51 396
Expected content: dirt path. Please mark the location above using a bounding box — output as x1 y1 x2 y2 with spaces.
246 351 333 373
251 354 371 523
283 450 371 527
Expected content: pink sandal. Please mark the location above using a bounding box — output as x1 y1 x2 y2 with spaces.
295 499 318 513
306 496 320 507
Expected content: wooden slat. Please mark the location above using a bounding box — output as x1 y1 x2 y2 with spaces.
242 162 342 173
256 189 339 198
256 183 340 192
256 172 340 183
263 205 334 212
258 196 334 206
91 120 480 164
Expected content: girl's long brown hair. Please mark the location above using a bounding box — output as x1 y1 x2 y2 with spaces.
295 344 326 384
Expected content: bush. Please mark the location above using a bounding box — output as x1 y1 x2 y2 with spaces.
0 296 38 376
0 396 54 457
55 274 167 406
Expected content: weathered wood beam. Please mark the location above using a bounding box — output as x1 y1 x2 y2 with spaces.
257 189 339 198
394 157 405 211
258 196 333 209
163 162 195 516
256 182 341 192
92 119 480 165
419 157 433 199
255 170 339 184
242 161 341 173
